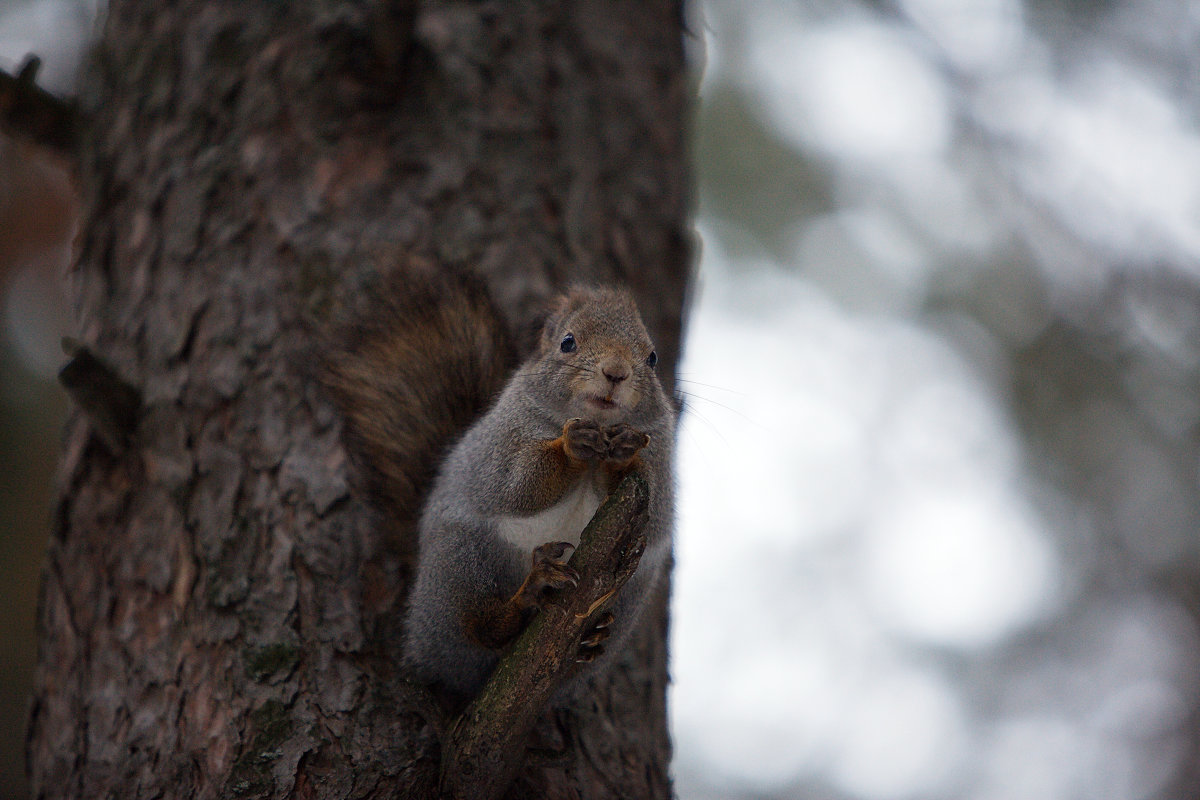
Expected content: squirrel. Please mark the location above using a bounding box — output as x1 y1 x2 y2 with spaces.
321 266 675 700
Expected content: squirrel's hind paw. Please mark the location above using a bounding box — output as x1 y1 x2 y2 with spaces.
576 610 615 662
515 541 580 610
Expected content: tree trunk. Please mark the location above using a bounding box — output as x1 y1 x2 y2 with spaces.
26 2 690 798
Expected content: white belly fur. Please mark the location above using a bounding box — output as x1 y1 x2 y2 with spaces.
496 481 604 553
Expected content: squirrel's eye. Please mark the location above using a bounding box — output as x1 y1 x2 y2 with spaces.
560 333 577 353
646 350 658 368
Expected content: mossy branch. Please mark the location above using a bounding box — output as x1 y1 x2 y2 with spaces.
438 473 651 800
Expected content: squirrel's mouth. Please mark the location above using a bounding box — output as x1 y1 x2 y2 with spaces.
586 395 620 412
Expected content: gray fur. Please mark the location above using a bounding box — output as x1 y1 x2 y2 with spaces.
402 287 675 699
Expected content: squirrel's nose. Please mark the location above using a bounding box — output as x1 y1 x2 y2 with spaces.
601 360 630 384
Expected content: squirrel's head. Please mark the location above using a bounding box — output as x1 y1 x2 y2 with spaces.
535 287 662 425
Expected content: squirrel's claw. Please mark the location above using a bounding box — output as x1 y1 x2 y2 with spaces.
579 610 614 649
517 541 580 607
563 418 607 462
575 645 604 663
532 540 574 565
540 563 579 591
604 423 650 465
576 610 615 660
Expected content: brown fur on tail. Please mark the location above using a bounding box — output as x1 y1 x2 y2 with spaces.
320 269 516 565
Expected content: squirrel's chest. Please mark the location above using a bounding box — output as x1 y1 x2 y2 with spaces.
495 479 605 553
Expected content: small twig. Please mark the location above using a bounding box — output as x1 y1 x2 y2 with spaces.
58 338 143 455
438 473 651 800
0 55 81 155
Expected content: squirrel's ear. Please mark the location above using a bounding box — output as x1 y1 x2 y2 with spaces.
538 294 572 348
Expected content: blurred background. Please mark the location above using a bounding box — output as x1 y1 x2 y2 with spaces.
0 2 88 797
4 1 1200 798
673 1 1200 799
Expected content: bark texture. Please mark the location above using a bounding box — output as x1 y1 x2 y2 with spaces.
27 2 690 798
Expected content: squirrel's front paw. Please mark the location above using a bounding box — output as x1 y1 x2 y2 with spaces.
604 423 650 465
563 418 607 462
518 541 580 608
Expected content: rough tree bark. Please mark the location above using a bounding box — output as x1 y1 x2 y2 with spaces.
26 2 690 798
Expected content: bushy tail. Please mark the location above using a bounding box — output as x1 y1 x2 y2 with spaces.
321 268 515 564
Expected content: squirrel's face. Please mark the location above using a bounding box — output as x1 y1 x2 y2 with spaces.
539 288 662 425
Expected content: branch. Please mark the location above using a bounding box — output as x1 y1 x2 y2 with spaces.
0 56 80 155
58 339 143 454
439 473 651 800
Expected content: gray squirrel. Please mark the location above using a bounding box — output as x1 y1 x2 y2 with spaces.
322 268 675 700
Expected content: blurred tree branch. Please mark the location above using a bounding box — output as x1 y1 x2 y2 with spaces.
0 56 80 156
